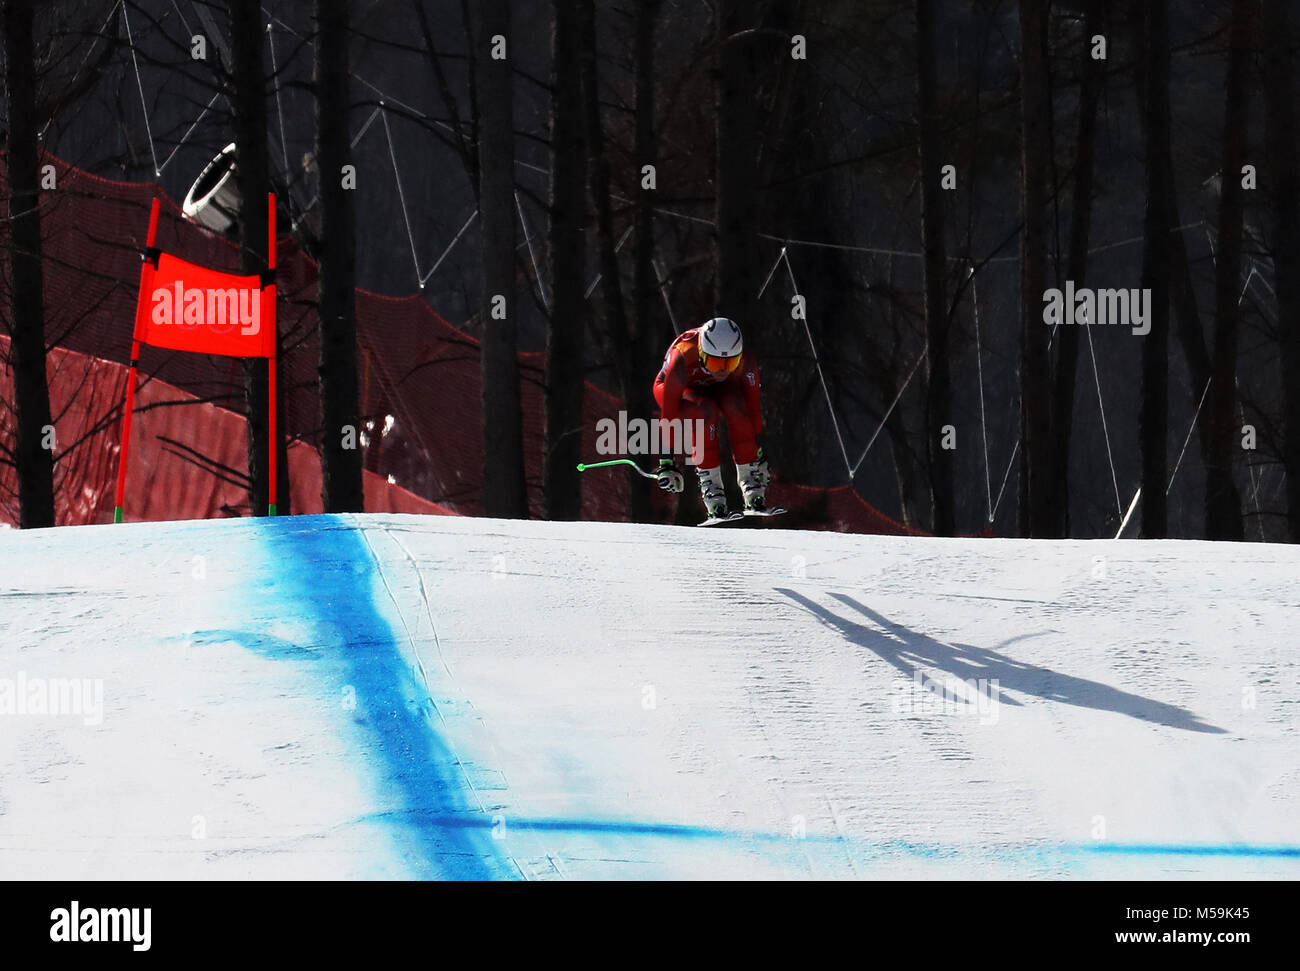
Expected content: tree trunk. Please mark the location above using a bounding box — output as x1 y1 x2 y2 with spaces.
580 0 649 520
315 0 364 513
1133 12 1215 535
716 0 760 332
1018 0 1053 537
1205 0 1254 540
916 0 953 536
1138 0 1173 538
543 0 587 520
229 0 286 514
1049 0 1103 539
1263 0 1300 541
628 0 661 522
3 0 56 528
476 0 528 518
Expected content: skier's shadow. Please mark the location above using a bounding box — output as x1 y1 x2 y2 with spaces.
776 589 1225 734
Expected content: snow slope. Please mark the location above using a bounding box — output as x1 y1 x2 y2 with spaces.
1 513 1296 879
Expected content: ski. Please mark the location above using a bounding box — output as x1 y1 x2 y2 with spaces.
697 511 745 527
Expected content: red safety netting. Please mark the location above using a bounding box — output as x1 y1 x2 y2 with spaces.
0 334 454 524
1 153 923 534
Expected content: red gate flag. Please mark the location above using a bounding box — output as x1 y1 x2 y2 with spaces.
133 252 276 358
115 195 279 522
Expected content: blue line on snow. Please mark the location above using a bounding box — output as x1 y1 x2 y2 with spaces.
254 514 514 879
354 811 1300 862
1081 843 1300 859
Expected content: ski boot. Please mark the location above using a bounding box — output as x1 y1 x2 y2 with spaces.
697 466 730 520
735 449 771 512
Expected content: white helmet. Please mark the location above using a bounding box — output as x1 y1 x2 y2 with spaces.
698 317 743 375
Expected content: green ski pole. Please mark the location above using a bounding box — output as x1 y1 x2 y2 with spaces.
576 458 659 481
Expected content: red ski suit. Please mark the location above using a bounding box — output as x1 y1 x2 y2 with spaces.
653 327 762 468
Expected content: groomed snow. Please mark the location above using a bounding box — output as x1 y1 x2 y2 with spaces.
1 513 1296 879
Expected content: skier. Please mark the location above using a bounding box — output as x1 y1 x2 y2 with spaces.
652 317 772 520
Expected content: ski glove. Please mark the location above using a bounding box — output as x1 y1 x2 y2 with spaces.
656 459 685 493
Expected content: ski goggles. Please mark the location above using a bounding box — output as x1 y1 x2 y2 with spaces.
700 351 742 376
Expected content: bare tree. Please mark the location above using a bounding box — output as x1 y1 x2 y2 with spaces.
715 0 760 329
1018 0 1053 537
228 0 286 514
1137 0 1173 538
315 0 364 512
1205 0 1254 540
915 0 952 535
543 0 587 520
2 0 56 527
627 0 663 523
1262 0 1300 541
580 0 645 508
1049 0 1104 538
476 0 528 518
